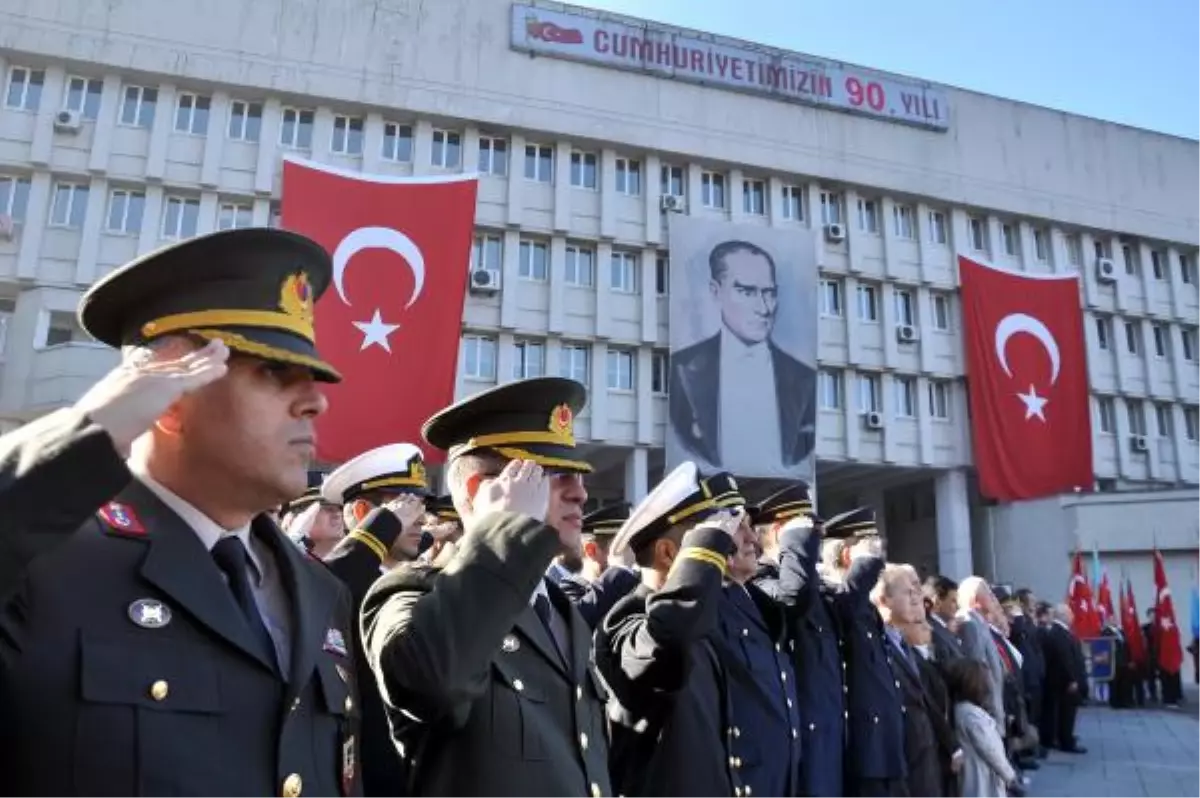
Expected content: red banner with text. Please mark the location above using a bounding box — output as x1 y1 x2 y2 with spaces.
282 158 477 464
959 256 1093 501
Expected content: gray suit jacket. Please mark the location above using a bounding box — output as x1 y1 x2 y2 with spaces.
956 610 1006 727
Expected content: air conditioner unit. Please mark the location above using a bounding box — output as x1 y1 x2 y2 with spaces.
1129 434 1149 453
0 214 14 241
468 269 499 294
1095 258 1117 283
660 194 684 213
863 411 885 430
896 323 918 343
824 223 845 243
53 109 82 133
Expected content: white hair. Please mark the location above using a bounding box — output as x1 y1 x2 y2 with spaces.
957 575 991 611
870 562 918 605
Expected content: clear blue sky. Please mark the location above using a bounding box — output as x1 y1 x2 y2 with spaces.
581 0 1200 139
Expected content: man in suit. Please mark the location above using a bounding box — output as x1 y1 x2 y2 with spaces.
924 575 965 666
0 228 360 796
956 577 1007 729
359 378 611 797
668 239 816 472
1042 604 1088 754
1010 588 1047 757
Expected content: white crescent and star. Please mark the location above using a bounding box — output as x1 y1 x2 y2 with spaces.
331 226 427 353
994 312 1061 423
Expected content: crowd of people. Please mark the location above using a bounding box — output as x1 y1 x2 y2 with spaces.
0 226 1139 798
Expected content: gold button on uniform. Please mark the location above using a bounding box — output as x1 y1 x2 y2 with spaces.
590 782 602 798
745 786 753 796
282 773 302 797
513 679 525 692
780 671 788 682
786 698 793 708
809 722 816 731
732 726 742 738
291 697 300 712
791 728 798 739
576 685 583 701
580 732 589 751
149 680 169 701
741 628 749 637
775 642 781 652
344 696 353 713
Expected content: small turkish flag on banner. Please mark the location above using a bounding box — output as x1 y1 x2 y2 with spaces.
1067 549 1101 639
281 158 478 464
958 256 1094 500
1096 571 1115 627
1120 575 1146 667
1152 549 1184 673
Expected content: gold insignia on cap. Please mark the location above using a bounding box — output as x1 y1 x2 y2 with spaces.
279 272 315 327
411 460 427 483
548 403 575 444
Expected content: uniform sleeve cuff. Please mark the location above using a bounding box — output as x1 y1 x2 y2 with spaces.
348 507 403 563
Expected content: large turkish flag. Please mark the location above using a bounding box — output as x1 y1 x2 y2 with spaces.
958 256 1093 501
281 158 477 464
1153 549 1184 673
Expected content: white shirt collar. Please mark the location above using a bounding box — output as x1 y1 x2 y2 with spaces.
720 327 771 362
132 463 262 584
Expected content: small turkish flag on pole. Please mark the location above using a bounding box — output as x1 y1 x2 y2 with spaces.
1067 549 1101 639
1120 574 1146 667
958 256 1094 500
1153 548 1184 674
1096 570 1115 627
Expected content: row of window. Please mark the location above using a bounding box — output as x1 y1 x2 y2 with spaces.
1095 396 1200 442
818 279 953 330
1094 315 1198 362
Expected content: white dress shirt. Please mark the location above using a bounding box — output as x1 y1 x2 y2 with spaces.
717 329 783 472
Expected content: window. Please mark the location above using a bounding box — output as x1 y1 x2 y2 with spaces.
460 335 497 380
0 175 31 222
1147 249 1166 280
217 202 253 231
742 179 766 215
381 122 413 162
431 129 462 169
564 243 595 287
0 297 12 354
174 92 210 135
1180 328 1197 362
279 107 314 149
894 377 917 417
781 185 804 221
512 340 545 379
570 151 598 189
1154 404 1173 438
857 283 879 322
606 349 635 391
614 158 641 195
655 254 669 296
856 198 879 234
1126 400 1146 436
610 250 639 294
105 188 145 235
1065 234 1083 266
928 381 951 419
1124 321 1139 355
819 279 843 317
661 164 685 197
120 85 157 128
518 239 549 281
967 216 987 252
701 171 726 209
1124 244 1141 277
161 196 200 240
892 205 915 239
1184 406 1199 442
1094 238 1112 261
44 310 86 347
477 136 508 176
524 144 553 182
63 75 103 120
49 183 88 228
927 210 948 245
1096 397 1115 434
267 202 281 229
930 292 951 331
894 289 915 326
5 66 44 111
1033 228 1049 262
1001 223 1018 257
331 115 364 156
471 233 502 284
1094 316 1111 350
818 369 843 410
1151 324 1167 359
227 100 263 142
560 344 590 385
820 191 843 226
858 373 882 413
1180 253 1195 285
651 351 669 395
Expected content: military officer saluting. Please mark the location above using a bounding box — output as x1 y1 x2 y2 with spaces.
420 494 463 565
358 377 611 797
282 472 344 559
558 502 640 628
322 443 430 797
0 228 360 796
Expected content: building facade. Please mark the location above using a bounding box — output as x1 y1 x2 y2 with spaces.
0 0 1196 604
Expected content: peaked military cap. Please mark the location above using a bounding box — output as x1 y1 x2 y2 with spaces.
422 377 592 473
822 506 878 540
611 462 745 556
322 442 428 504
425 494 460 523
751 481 818 527
284 471 333 514
79 227 341 381
582 502 631 537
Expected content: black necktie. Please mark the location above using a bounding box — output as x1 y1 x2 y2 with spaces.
212 536 277 670
534 592 567 663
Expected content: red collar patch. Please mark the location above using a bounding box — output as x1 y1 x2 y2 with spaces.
98 502 147 536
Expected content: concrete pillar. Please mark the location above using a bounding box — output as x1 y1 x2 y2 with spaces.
935 468 973 579
623 447 649 504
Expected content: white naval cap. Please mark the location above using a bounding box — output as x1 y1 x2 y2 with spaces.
609 461 744 557
321 442 428 504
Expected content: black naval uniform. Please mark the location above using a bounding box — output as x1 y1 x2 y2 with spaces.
560 565 641 629
0 227 360 797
